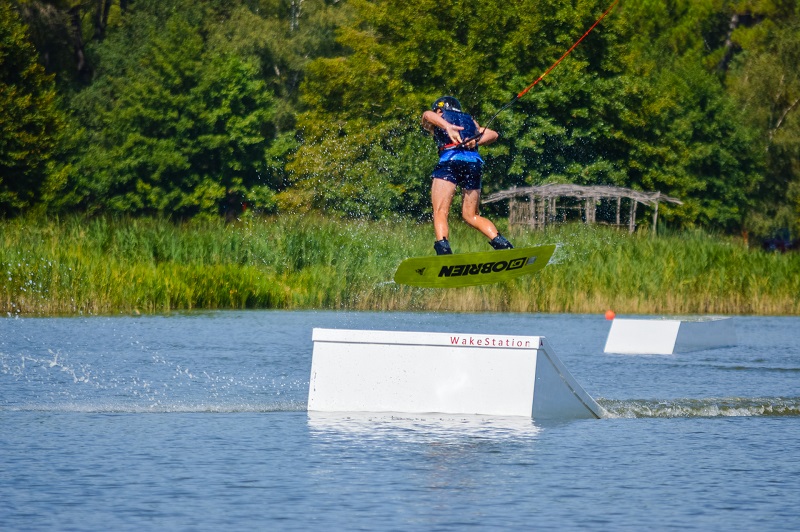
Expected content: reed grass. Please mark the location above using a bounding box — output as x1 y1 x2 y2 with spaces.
2 215 798 316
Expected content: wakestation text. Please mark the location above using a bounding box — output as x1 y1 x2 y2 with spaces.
449 336 533 348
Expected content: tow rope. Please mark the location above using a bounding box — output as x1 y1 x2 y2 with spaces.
460 0 620 147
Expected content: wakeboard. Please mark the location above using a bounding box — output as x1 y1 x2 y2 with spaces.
393 244 556 288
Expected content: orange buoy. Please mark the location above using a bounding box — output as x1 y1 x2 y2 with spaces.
605 309 616 320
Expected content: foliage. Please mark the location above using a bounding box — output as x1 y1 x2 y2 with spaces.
62 0 278 218
3 0 800 239
0 2 66 216
3 215 799 316
728 12 800 237
289 0 772 231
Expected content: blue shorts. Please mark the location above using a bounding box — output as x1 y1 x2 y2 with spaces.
431 161 483 190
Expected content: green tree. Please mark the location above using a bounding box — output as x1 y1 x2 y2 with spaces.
618 0 796 234
289 0 764 231
10 0 791 233
502 0 764 231
66 0 278 217
286 0 566 219
205 0 353 194
0 2 66 216
728 11 800 238
15 0 132 84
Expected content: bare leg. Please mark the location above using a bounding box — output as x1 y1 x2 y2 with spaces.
461 189 499 239
431 178 457 240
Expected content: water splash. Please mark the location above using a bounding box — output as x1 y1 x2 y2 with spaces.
5 400 307 414
3 349 99 386
1 349 308 414
599 397 800 418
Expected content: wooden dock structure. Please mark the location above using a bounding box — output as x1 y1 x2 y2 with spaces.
483 184 683 234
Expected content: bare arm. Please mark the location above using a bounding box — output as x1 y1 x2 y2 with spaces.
471 120 498 148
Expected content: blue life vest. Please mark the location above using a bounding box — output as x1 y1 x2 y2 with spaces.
432 110 483 163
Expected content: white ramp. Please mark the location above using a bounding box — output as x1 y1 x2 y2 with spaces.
604 316 737 355
308 328 604 420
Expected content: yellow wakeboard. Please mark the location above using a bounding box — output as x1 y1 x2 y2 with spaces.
393 244 556 288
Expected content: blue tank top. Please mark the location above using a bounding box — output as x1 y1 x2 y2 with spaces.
432 110 483 164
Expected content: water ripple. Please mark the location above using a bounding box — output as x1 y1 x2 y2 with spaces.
600 397 800 418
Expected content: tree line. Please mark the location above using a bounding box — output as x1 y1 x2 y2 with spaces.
2 0 798 239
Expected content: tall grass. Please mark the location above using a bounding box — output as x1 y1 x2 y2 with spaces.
2 215 798 315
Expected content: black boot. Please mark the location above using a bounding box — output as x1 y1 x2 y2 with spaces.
434 238 453 255
489 234 513 250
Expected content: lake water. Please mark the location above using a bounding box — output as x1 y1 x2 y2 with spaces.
2 311 799 530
